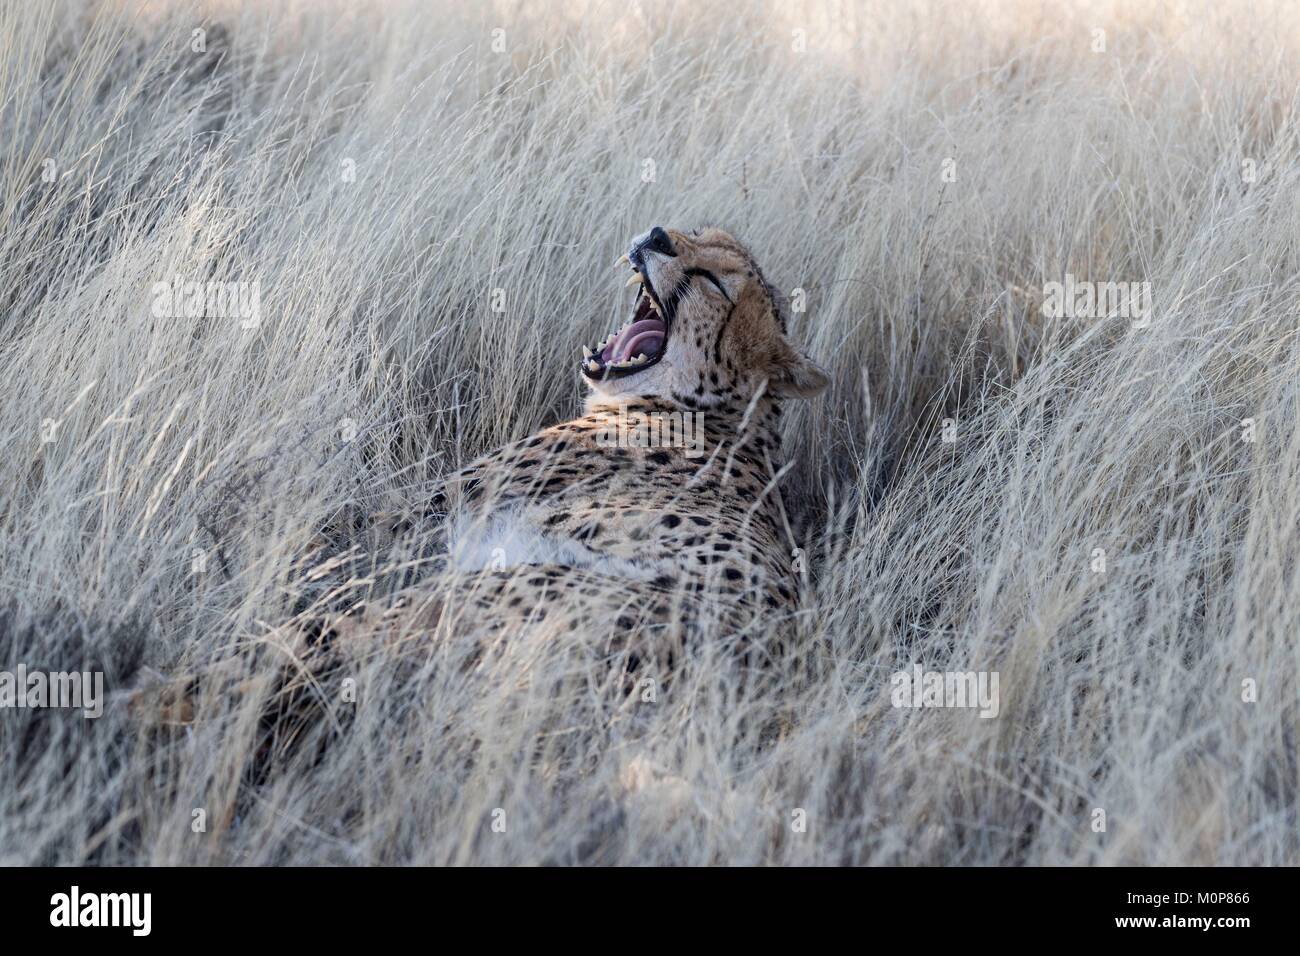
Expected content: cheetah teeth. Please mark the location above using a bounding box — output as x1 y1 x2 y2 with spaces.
626 273 644 288
608 353 649 369
614 253 630 268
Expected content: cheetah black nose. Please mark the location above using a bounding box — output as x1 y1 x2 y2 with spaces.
640 226 676 258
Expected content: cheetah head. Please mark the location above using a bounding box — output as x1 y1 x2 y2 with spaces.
581 226 829 407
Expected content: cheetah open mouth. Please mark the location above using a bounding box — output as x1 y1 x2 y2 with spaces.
581 273 669 380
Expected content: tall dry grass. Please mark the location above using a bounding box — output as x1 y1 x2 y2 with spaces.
1 0 1297 864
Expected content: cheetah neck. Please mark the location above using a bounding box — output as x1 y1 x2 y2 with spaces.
584 394 785 467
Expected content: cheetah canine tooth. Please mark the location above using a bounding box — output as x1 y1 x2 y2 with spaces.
614 253 630 268
626 273 644 288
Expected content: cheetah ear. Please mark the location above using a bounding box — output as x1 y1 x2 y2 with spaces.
766 340 830 399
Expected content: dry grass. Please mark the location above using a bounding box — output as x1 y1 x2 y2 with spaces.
1 0 1298 865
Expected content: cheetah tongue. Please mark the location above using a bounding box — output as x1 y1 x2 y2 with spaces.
610 317 666 363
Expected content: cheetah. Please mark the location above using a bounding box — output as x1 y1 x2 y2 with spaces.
363 226 828 664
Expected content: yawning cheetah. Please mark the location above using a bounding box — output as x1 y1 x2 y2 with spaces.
132 226 829 737
368 226 828 663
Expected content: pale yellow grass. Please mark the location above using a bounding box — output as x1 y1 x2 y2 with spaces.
0 0 1297 864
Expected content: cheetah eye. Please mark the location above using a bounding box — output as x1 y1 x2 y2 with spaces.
684 268 731 303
